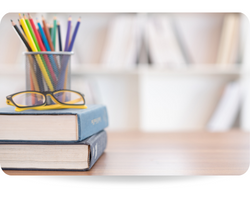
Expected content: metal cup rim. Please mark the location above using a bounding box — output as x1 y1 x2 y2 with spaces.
23 51 74 55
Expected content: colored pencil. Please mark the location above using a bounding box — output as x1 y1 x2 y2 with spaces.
19 14 54 91
25 14 55 86
28 14 44 50
49 24 52 38
28 14 58 84
56 17 81 90
12 19 39 92
42 16 55 51
17 19 25 35
68 17 81 51
68 24 72 47
11 19 43 92
57 21 62 51
17 16 29 43
27 53 40 92
24 14 40 51
11 19 31 51
52 17 57 49
37 19 60 78
37 20 51 51
64 16 71 51
41 16 60 73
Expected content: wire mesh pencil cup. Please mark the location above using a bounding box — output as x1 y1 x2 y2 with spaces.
25 51 73 104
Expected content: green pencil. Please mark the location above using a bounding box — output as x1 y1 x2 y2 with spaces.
52 16 57 49
24 14 54 86
24 14 40 51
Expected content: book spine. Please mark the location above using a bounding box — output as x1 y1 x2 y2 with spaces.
84 130 107 170
77 105 109 141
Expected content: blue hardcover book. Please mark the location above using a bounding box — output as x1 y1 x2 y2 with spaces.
0 130 107 171
0 105 109 142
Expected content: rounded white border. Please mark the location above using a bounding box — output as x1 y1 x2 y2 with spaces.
0 1 249 200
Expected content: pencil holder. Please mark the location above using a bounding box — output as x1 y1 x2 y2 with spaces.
25 52 73 92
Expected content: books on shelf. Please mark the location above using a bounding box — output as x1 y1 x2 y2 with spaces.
0 105 108 141
100 14 140 69
0 105 109 171
146 15 186 69
216 13 241 67
0 130 107 171
172 13 225 65
99 13 242 70
207 81 242 132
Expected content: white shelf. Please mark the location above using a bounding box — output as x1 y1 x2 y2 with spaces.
0 64 243 76
70 64 243 76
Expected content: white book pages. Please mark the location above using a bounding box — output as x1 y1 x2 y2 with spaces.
207 81 242 132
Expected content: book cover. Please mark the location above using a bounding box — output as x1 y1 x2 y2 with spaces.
0 104 109 142
0 130 107 171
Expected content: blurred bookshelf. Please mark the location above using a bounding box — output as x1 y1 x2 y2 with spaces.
0 12 249 132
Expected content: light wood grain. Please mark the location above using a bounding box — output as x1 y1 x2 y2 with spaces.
3 130 249 175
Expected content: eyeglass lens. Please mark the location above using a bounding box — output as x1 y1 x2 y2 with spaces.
12 92 45 107
53 91 84 105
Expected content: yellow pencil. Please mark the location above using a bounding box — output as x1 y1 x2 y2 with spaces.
27 55 40 91
19 14 54 91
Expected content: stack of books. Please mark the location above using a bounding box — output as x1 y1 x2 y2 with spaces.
0 105 109 171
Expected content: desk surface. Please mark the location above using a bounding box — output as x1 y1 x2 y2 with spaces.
3 130 249 176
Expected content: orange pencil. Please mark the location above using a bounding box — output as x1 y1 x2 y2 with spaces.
42 16 55 51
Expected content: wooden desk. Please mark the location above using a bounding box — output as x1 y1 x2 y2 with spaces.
3 130 249 175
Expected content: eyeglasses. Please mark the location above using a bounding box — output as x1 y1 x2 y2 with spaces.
6 89 87 112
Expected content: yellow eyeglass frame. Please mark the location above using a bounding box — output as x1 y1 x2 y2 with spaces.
6 90 87 112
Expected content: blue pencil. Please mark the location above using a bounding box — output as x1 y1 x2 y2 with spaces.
37 20 51 51
37 19 59 78
64 16 71 51
67 17 81 52
56 17 81 90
